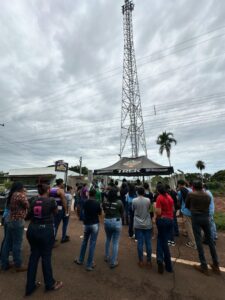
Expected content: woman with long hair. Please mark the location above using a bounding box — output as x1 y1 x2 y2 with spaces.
1 182 29 272
103 189 123 269
126 184 137 238
25 183 62 296
120 182 128 225
155 183 174 274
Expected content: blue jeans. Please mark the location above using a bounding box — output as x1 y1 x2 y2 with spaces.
104 218 122 265
62 215 70 241
192 213 219 268
173 211 179 236
79 224 99 268
26 223 55 294
124 202 129 225
156 218 173 272
209 215 217 241
168 211 179 242
135 228 152 262
0 222 10 262
78 199 85 221
74 195 79 210
54 209 64 238
1 219 25 269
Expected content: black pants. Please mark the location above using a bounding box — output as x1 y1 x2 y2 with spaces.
192 213 219 269
26 223 55 294
128 207 134 237
0 224 7 261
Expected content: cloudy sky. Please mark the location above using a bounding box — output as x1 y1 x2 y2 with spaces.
0 0 225 174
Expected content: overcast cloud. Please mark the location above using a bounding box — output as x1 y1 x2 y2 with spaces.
0 0 225 174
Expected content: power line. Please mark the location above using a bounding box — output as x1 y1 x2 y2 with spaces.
56 50 225 109
1 113 225 168
20 27 225 99
1 28 225 117
2 100 224 152
136 24 225 62
1 109 224 150
2 49 225 125
139 51 225 82
23 32 225 106
9 92 225 141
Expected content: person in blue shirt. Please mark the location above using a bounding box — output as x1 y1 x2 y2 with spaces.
125 184 137 238
177 180 196 249
203 184 218 242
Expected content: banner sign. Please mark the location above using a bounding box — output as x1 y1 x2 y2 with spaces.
55 160 68 173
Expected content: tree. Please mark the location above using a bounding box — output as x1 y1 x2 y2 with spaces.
196 160 205 177
151 176 169 190
184 173 202 183
203 173 211 182
4 180 12 190
211 170 225 182
156 131 177 166
69 165 88 175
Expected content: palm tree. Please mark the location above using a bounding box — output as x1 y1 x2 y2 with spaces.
196 160 205 177
156 131 177 166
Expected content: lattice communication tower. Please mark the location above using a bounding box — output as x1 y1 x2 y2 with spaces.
120 0 147 158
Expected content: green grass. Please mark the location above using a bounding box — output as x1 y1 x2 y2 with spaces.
214 212 225 231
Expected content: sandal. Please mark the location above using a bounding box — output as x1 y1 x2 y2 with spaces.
48 281 63 291
25 281 41 296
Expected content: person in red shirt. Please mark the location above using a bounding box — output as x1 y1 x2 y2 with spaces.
155 183 174 274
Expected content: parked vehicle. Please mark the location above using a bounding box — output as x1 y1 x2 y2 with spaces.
0 191 8 214
0 187 38 214
25 186 38 203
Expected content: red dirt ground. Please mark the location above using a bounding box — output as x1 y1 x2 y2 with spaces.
215 197 225 212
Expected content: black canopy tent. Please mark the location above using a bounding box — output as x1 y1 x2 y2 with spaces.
93 156 174 177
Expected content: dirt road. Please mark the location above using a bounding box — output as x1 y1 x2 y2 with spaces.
0 214 225 300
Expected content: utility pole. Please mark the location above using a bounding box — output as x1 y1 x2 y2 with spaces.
79 156 82 177
120 0 147 158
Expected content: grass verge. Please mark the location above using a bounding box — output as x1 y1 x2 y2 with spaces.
214 211 225 231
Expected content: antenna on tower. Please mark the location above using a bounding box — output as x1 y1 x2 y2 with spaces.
120 0 147 158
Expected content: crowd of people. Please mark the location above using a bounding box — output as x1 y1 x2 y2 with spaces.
0 177 221 297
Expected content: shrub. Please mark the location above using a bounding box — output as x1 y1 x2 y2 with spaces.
211 170 225 182
214 212 225 231
207 181 223 190
207 181 225 196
